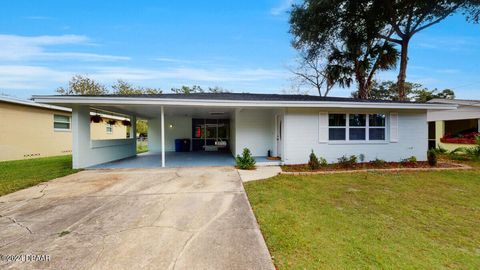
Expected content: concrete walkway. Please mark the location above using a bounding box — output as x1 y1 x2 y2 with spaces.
0 167 274 270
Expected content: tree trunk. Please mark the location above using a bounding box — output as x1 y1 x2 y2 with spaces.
355 66 368 99
397 38 410 101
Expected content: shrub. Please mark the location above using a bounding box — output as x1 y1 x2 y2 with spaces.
236 148 256 170
401 156 417 163
337 155 357 167
427 149 437 166
358 154 365 162
370 158 386 167
319 157 328 167
308 150 320 170
435 144 448 154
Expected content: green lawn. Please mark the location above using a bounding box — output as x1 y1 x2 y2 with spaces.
245 167 480 269
0 155 80 196
137 140 148 154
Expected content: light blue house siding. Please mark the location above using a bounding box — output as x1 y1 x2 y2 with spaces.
283 108 428 164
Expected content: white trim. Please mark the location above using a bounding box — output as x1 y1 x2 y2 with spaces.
32 95 457 110
318 112 328 143
390 113 399 143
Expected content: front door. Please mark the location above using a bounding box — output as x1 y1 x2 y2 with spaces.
276 115 283 159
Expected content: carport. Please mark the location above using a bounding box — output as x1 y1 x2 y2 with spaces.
33 94 283 169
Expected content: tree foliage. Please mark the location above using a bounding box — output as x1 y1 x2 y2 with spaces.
291 50 334 96
56 75 108 95
351 80 455 102
290 0 398 99
170 85 229 94
289 0 480 100
112 80 162 95
136 120 148 135
374 0 480 99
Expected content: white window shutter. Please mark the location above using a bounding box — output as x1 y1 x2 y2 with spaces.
390 113 398 142
318 112 328 143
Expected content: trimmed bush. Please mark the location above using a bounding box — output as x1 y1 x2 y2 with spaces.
337 155 357 167
308 151 320 170
319 157 328 167
427 149 437 166
370 158 386 167
236 148 256 170
401 156 417 163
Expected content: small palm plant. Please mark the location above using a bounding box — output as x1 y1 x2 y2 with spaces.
451 136 480 159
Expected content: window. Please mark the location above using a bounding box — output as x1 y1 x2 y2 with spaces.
54 114 70 131
328 114 346 140
369 114 386 140
328 113 386 142
106 124 113 134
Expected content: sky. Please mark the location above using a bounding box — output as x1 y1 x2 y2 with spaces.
0 0 479 99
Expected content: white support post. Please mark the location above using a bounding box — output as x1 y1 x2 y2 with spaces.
72 106 91 169
161 106 165 167
130 115 137 155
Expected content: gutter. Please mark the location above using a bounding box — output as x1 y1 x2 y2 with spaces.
32 95 458 110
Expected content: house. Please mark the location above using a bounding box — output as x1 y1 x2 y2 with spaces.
0 96 128 161
427 99 480 151
33 93 455 169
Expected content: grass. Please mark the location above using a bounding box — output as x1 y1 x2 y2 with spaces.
245 162 480 269
0 155 80 196
137 140 148 154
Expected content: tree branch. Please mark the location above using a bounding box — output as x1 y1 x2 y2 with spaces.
411 5 461 35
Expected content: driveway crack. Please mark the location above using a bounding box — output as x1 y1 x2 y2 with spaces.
0 214 32 234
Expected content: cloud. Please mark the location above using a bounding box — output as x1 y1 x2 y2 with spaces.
23 16 53 20
413 35 479 52
0 34 130 62
0 65 71 90
153 57 193 64
90 66 287 82
271 0 294 16
0 64 287 93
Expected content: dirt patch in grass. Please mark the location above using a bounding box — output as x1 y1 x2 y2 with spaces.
282 161 463 172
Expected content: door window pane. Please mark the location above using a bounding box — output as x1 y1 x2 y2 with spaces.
218 125 228 138
329 114 346 126
206 125 217 139
329 128 346 140
349 128 366 140
369 128 385 140
349 114 366 127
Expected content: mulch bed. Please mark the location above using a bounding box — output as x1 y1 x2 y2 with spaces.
281 161 466 173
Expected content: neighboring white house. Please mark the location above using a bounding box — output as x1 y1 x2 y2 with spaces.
427 99 480 151
33 93 455 169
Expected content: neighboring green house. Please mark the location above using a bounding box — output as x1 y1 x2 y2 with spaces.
427 99 480 151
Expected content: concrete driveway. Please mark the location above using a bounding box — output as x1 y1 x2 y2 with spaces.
0 167 274 270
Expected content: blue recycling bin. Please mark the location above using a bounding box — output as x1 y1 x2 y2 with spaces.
175 139 190 152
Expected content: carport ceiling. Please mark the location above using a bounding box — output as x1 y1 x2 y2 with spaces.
91 104 235 119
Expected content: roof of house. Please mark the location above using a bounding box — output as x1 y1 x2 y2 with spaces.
47 92 422 103
1 95 71 112
33 92 457 110
1 95 128 120
428 98 480 107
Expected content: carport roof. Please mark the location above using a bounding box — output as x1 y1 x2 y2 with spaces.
33 92 456 110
